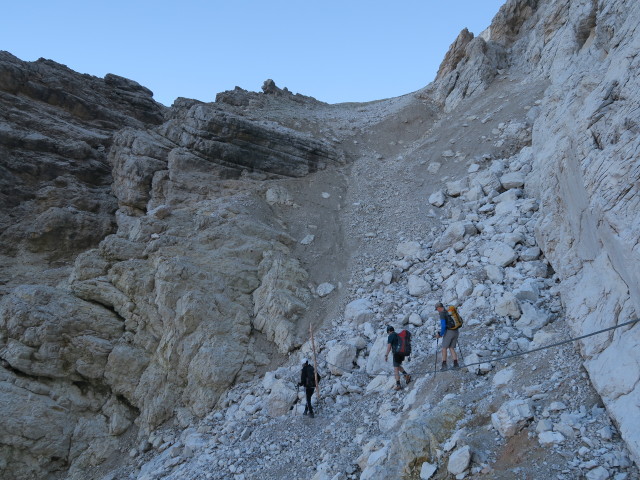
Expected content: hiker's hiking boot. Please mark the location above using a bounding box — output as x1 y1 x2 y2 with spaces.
404 374 412 385
453 361 460 369
394 383 402 391
309 410 314 418
441 362 448 371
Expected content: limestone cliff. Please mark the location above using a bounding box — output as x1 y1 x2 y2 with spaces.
428 0 640 464
1 0 639 478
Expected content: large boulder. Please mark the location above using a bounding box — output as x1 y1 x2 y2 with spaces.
366 336 389 375
265 379 297 417
327 343 357 375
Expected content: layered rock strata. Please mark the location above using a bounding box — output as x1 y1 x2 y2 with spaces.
0 51 166 293
1 0 640 477
0 54 345 478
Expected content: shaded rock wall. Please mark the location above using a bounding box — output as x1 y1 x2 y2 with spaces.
0 53 344 479
0 51 166 293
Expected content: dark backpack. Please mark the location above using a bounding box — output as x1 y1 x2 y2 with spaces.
303 364 320 388
443 311 456 330
396 330 412 356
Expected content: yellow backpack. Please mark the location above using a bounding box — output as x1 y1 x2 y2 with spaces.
447 305 464 330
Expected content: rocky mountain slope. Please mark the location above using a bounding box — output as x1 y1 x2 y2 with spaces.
1 0 639 479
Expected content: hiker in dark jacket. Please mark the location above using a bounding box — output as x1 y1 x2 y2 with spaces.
384 326 411 390
299 358 320 418
435 302 459 370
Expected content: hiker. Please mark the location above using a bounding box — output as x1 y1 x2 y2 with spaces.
435 302 459 370
384 326 411 390
299 358 320 418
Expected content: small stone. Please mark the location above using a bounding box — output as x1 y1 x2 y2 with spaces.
429 190 446 207
538 431 565 445
536 419 553 433
428 162 442 174
408 313 423 327
500 172 525 189
420 461 438 479
300 234 315 245
585 467 610 480
447 445 471 475
317 283 335 297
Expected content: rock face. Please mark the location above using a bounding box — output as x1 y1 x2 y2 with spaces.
0 51 166 295
429 0 640 462
501 0 640 461
1 0 640 478
0 53 345 479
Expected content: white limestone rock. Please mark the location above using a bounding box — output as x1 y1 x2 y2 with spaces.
408 313 423 327
317 283 335 297
265 186 294 205
433 222 478 252
427 162 441 174
465 353 492 374
538 431 565 446
300 234 315 245
520 246 541 261
470 170 502 195
396 241 422 258
447 445 471 475
446 179 467 197
491 399 534 437
345 298 374 325
420 461 438 479
500 172 525 189
485 265 504 284
488 243 518 267
408 275 430 297
536 419 553 433
253 252 311 353
585 466 610 480
492 367 515 388
456 276 474 298
429 190 446 207
514 279 540 303
366 336 389 375
327 343 357 375
514 302 550 338
494 292 521 319
265 379 297 417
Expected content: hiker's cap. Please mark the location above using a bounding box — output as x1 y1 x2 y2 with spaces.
302 358 309 365
386 325 394 332
435 302 444 310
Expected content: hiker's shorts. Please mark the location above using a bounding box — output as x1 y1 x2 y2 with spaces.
392 353 406 367
441 329 459 349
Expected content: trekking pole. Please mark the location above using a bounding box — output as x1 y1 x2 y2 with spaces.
456 337 465 366
434 335 439 376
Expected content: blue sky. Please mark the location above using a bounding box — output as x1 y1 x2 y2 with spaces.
1 1 506 106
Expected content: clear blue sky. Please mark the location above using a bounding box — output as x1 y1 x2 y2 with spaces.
1 1 506 106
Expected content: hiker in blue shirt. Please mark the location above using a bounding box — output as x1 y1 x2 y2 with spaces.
435 302 460 370
384 326 411 390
